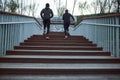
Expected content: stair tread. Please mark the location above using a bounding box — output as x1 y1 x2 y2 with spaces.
14 46 102 50
0 63 120 69
0 74 120 80
27 39 89 41
9 50 106 52
0 55 117 59
21 42 92 44
15 46 99 48
1 32 120 75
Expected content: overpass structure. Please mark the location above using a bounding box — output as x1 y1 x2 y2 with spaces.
0 11 120 79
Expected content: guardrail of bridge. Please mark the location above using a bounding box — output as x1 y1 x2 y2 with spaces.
71 13 120 57
0 11 42 56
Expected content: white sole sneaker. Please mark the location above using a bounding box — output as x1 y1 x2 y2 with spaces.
46 36 50 40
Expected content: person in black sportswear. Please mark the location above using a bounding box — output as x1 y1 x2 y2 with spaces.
40 3 54 40
63 9 75 39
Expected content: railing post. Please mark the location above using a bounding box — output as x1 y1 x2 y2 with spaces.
115 17 120 57
0 25 2 55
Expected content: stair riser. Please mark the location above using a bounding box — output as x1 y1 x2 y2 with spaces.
43 32 65 35
0 58 120 63
0 69 120 74
28 38 88 40
2 32 120 75
31 36 86 38
14 47 102 50
20 43 97 46
6 51 110 56
32 35 85 37
24 40 92 43
22 42 92 44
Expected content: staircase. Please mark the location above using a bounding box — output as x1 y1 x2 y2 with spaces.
0 32 120 80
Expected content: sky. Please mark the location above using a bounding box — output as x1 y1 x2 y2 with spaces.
26 0 94 17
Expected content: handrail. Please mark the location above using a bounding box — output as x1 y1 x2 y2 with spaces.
0 20 42 30
34 18 43 29
0 11 43 29
81 22 120 27
0 21 35 24
0 10 33 18
72 13 120 57
0 11 43 56
74 13 120 30
74 22 120 31
82 13 120 19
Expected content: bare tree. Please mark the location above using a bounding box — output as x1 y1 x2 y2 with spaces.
98 0 108 14
0 0 2 10
110 0 120 13
57 6 66 16
65 0 67 9
59 0 61 14
53 0 66 16
107 0 114 13
24 2 38 16
116 0 120 13
90 0 100 14
6 0 19 12
72 0 77 15
3 0 8 11
90 0 109 14
78 1 88 15
90 0 117 14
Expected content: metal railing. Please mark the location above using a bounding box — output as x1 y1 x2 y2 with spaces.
0 11 42 56
70 14 120 57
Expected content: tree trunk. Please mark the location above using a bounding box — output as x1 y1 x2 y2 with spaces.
72 0 77 15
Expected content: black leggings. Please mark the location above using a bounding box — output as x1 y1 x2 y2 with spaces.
43 19 50 34
64 22 70 36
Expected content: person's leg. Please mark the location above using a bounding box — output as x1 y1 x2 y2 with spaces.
64 23 69 39
46 19 50 35
43 20 47 35
45 19 50 40
64 23 67 36
66 23 70 36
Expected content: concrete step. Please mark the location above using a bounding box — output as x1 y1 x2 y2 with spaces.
20 42 97 46
14 46 103 50
43 32 65 36
28 38 88 41
39 34 85 37
0 63 120 74
2 32 120 78
0 55 120 63
31 35 85 38
6 50 110 56
29 35 88 40
0 74 120 80
24 40 92 43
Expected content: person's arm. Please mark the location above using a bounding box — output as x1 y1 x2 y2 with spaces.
71 14 75 21
40 9 44 19
50 9 54 18
70 14 75 25
62 14 64 20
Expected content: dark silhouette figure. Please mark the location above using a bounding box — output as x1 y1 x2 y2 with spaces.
63 9 75 39
40 3 54 39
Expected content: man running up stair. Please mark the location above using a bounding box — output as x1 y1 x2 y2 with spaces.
63 9 75 39
40 3 54 40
